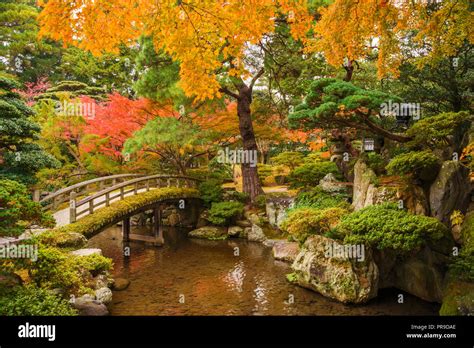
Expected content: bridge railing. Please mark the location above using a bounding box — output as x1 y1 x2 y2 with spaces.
69 174 202 223
37 174 145 211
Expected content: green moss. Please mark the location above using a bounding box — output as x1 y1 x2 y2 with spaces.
449 211 474 282
37 230 87 249
338 203 449 253
440 280 474 316
286 272 298 283
53 187 199 237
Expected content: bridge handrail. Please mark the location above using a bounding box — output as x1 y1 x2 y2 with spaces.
70 174 202 222
76 174 201 206
39 174 145 205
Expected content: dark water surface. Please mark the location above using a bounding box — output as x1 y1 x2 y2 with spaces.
88 226 440 316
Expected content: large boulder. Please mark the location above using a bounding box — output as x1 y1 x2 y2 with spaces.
188 226 228 240
353 159 429 215
429 161 470 224
374 246 449 303
290 235 379 304
272 241 300 263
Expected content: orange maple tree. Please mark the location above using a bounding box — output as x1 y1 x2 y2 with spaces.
37 0 313 200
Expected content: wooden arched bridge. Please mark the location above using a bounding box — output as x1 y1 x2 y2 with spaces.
35 174 203 246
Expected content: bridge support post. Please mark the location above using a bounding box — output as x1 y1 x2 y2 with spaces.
69 192 77 223
153 206 164 246
122 217 131 243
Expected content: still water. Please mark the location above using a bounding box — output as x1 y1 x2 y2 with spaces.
88 226 440 316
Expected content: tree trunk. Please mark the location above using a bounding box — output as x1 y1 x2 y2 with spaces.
343 60 354 82
237 86 263 201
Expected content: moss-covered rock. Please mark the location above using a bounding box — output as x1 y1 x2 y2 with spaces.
188 226 228 240
440 280 474 316
38 231 87 249
429 161 470 225
290 235 379 304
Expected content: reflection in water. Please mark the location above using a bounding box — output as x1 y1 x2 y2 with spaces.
224 261 245 293
88 225 440 316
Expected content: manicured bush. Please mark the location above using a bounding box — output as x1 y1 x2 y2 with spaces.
29 246 112 294
386 150 440 181
198 179 224 206
257 164 273 183
281 207 348 243
0 285 77 316
288 161 340 188
223 190 249 203
263 175 277 186
271 151 305 170
0 179 55 237
366 152 386 175
406 111 471 149
337 203 449 253
207 201 244 226
294 187 351 210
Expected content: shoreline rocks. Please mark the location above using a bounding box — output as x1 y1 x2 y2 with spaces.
290 235 379 304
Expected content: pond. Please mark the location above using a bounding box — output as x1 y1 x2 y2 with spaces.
88 226 440 316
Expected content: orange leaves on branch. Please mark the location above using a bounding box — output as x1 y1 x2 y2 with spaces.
310 0 473 78
37 0 313 101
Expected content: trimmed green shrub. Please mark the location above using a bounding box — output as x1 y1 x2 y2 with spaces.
337 203 449 253
257 164 273 183
208 201 244 226
198 179 223 206
294 187 351 210
271 151 304 170
29 245 112 295
0 285 77 316
0 179 55 237
288 161 340 188
223 190 249 203
386 150 440 181
366 152 386 175
281 207 348 243
406 111 471 149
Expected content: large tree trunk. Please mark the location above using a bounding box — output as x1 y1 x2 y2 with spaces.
237 86 263 202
